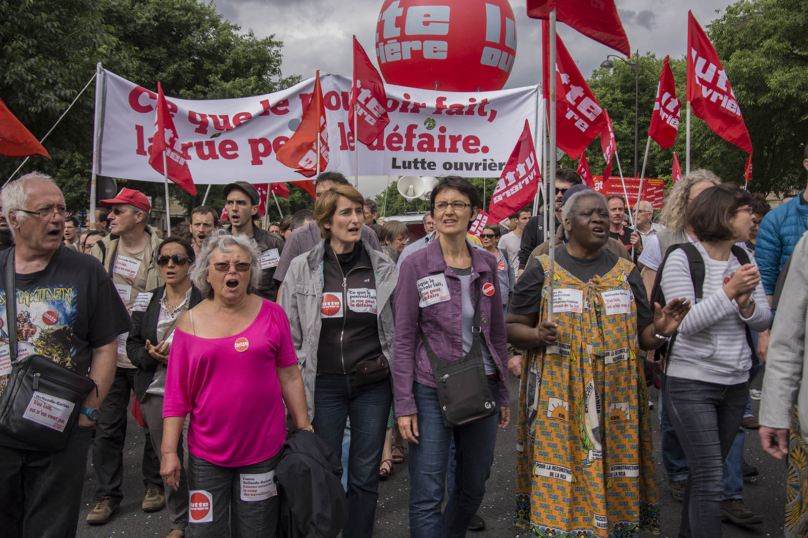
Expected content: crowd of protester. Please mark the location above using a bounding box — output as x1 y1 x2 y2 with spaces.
1 145 808 538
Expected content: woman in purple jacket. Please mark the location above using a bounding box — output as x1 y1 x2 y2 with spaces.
394 176 510 538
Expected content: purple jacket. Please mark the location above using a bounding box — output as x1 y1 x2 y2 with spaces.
393 238 509 417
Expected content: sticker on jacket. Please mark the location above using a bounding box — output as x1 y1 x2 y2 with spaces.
113 255 141 281
553 288 583 313
417 274 451 308
347 288 377 315
240 471 277 502
189 491 213 523
117 333 128 355
115 283 131 305
260 249 280 270
131 292 154 313
0 347 10 376
497 260 506 271
321 293 344 318
600 289 632 315
22 391 75 432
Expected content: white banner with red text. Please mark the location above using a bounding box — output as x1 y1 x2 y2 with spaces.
96 69 540 185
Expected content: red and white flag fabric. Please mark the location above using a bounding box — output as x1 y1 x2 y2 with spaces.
252 183 291 218
744 155 753 183
576 151 594 188
542 21 607 159
290 180 316 199
600 109 617 181
148 82 196 195
469 210 491 237
488 120 541 222
0 98 50 159
687 12 752 157
672 152 683 183
527 0 630 56
349 36 390 146
649 56 680 149
276 71 329 178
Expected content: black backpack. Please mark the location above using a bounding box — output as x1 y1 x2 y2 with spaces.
649 243 759 370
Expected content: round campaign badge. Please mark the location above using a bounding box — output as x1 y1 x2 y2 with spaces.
189 491 212 522
42 311 58 325
482 283 496 297
497 260 505 271
234 337 249 353
321 293 342 317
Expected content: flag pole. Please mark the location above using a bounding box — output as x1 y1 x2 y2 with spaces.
264 187 272 227
273 192 284 218
162 151 171 235
532 85 543 219
201 184 212 206
547 8 557 322
635 135 652 212
686 102 691 174
614 151 635 228
90 63 105 227
353 105 359 189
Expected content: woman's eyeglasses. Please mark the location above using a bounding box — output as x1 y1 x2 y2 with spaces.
212 262 251 272
733 205 754 215
480 233 498 239
157 254 191 266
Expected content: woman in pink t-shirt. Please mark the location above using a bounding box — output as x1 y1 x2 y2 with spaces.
160 232 310 538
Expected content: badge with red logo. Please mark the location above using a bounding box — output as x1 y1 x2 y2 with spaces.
320 293 343 319
189 490 213 523
482 283 496 297
234 337 249 353
497 260 505 272
42 311 58 325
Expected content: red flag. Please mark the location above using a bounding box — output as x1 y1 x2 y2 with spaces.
576 151 594 188
220 206 229 221
148 82 196 195
350 36 390 146
276 71 329 178
672 152 683 183
252 183 290 218
600 109 617 181
469 210 491 237
289 180 316 199
528 0 630 57
744 155 753 183
687 12 752 156
488 120 542 222
542 22 607 159
649 56 680 149
0 98 50 159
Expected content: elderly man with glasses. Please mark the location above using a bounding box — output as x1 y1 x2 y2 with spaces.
633 200 665 247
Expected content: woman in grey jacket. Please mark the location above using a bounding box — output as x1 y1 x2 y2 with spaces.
278 184 397 538
659 184 772 538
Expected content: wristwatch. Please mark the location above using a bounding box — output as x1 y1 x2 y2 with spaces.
80 407 100 422
654 333 670 342
739 297 755 313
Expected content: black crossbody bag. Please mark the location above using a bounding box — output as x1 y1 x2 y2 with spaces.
0 248 97 451
421 279 498 427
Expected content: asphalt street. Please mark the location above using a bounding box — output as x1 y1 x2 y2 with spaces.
77 375 786 538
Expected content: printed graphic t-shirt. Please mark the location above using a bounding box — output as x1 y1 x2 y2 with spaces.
0 246 133 449
111 241 150 368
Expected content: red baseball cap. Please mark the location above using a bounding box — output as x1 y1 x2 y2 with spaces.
99 188 151 213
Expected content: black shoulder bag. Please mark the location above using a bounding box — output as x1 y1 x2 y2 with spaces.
0 248 97 451
420 278 498 427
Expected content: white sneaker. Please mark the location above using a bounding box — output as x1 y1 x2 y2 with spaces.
750 389 762 401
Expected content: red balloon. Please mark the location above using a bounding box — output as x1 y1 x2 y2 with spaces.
375 0 517 92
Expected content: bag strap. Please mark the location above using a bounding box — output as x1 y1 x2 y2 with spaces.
5 248 16 364
420 276 481 371
680 243 706 301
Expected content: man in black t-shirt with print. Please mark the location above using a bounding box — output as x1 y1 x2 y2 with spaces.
0 172 132 538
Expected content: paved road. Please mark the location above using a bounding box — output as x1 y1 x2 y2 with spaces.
77 376 786 538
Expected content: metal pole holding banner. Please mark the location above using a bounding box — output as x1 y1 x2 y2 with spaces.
686 103 691 175
90 63 105 226
273 192 283 218
201 184 212 206
162 152 171 234
547 8 558 322
614 151 635 228
353 104 359 190
635 136 652 213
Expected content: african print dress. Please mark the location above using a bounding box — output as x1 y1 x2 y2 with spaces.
786 406 808 538
515 254 659 538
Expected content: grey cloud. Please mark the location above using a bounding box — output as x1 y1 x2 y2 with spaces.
635 11 656 31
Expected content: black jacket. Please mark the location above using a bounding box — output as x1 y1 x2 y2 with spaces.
518 213 561 269
127 284 203 401
276 430 346 538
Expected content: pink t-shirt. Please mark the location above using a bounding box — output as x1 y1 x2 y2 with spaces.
163 299 297 467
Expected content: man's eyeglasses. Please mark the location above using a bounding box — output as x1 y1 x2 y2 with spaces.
555 187 569 196
480 233 498 239
433 201 472 212
212 262 251 272
157 254 192 266
15 208 71 220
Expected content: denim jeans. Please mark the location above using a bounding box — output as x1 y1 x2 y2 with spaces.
723 428 745 500
659 389 689 482
186 451 281 538
409 379 500 538
0 424 94 538
664 376 748 538
312 373 391 538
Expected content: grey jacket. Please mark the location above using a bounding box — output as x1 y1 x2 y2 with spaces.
760 232 808 442
278 239 398 421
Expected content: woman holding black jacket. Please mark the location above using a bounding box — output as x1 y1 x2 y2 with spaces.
127 237 202 538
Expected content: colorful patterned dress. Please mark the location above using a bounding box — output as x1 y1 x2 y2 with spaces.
515 254 659 538
786 407 808 538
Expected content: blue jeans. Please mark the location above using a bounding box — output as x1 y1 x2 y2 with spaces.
312 373 391 538
409 379 500 538
186 451 281 538
664 376 748 538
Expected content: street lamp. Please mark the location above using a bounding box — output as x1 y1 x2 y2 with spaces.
600 50 639 178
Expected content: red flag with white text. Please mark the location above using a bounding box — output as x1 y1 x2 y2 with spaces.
276 71 329 178
744 155 753 183
488 120 541 222
542 21 607 159
528 0 630 56
253 183 290 218
600 109 617 181
576 151 594 188
649 56 680 149
672 152 683 183
687 12 752 156
349 36 390 146
148 82 196 195
469 210 491 237
0 98 50 159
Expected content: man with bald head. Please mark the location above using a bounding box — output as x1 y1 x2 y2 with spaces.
634 200 664 247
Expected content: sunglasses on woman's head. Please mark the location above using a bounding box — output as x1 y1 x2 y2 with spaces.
157 254 191 266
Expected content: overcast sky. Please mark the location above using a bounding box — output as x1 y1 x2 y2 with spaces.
214 0 738 197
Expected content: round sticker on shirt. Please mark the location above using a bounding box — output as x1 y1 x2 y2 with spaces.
42 311 58 325
497 260 506 272
482 283 496 297
189 491 213 523
234 337 249 353
321 293 342 317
